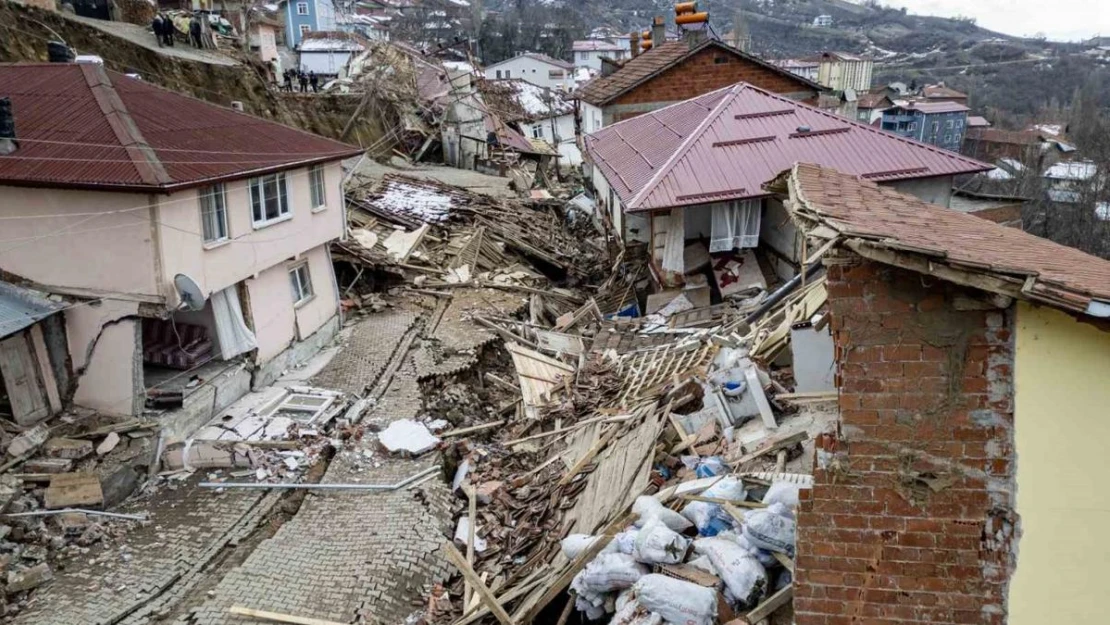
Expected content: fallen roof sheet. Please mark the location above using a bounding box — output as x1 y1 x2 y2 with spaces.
782 163 1110 314
584 82 991 212
0 280 63 339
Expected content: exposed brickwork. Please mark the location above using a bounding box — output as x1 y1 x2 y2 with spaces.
795 256 1018 625
610 46 818 121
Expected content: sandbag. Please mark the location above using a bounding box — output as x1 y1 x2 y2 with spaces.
614 528 640 555
743 503 796 556
762 481 802 509
693 537 767 607
679 500 734 536
560 533 619 560
633 496 693 532
703 475 747 502
633 574 717 625
729 531 777 568
633 517 690 565
571 553 649 595
611 598 664 625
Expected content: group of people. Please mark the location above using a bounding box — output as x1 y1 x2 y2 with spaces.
281 69 320 93
151 13 205 49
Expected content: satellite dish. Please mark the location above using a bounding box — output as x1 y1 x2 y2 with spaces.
173 274 207 312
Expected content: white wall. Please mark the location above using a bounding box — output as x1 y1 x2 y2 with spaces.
299 50 356 74
484 56 573 90
522 114 581 166
244 243 337 363
581 102 604 134
574 48 629 71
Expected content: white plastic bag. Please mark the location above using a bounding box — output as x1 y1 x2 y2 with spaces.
633 496 693 532
686 555 719 577
743 503 796 556
693 537 767 607
571 553 649 594
560 533 619 560
633 518 690 565
614 528 640 555
703 475 747 502
729 531 777 568
762 482 803 509
632 574 717 625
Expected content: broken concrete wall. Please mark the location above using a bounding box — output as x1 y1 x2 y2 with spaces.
67 301 144 416
795 255 1016 625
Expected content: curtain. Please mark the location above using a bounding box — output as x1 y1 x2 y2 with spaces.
210 286 257 360
709 199 762 253
661 208 685 274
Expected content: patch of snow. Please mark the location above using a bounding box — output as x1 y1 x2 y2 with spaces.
986 168 1013 181
379 419 440 455
373 182 454 222
1044 160 1096 181
1033 123 1063 136
1097 203 1110 221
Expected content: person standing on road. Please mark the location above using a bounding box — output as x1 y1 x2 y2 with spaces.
189 14 202 48
298 70 308 93
152 13 164 47
162 14 176 47
309 71 318 93
282 69 293 92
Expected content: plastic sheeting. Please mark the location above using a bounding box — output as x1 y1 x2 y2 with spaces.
709 199 761 253
211 286 257 360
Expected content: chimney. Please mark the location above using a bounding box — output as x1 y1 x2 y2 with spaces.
0 98 16 156
601 57 619 77
676 2 709 49
651 16 666 50
47 41 74 63
630 31 640 58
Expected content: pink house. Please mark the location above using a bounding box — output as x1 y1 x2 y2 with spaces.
0 63 362 432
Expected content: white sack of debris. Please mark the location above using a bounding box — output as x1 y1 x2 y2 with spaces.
378 419 440 455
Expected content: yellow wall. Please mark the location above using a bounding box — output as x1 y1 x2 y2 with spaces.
1011 302 1110 625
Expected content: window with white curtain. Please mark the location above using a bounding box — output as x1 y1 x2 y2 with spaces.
709 199 761 253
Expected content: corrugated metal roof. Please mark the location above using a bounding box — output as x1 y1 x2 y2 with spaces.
574 40 823 107
789 163 1110 311
0 280 63 339
584 83 991 212
901 101 971 114
0 63 364 192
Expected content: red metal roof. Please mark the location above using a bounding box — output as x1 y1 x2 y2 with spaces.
583 82 991 212
0 63 363 192
788 163 1110 311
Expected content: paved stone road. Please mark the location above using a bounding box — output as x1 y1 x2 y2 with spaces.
183 307 453 625
311 310 419 395
63 14 239 67
11 480 271 625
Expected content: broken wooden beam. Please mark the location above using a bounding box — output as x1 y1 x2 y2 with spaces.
228 606 347 625
730 431 808 467
444 542 515 625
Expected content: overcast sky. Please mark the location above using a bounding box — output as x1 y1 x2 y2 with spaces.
879 0 1106 42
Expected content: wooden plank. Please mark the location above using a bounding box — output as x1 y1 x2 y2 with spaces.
440 421 506 439
464 485 477 609
742 585 793 624
443 542 515 625
731 431 808 467
772 551 794 573
743 367 777 430
0 334 49 426
683 494 767 509
228 606 346 625
557 424 619 487
28 325 61 413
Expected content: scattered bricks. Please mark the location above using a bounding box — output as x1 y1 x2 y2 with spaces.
474 480 503 505
8 425 50 458
6 563 53 594
22 458 73 474
43 473 103 510
95 432 121 456
42 438 93 460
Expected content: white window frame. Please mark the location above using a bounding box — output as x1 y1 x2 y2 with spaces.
299 24 311 37
531 125 543 139
296 2 309 15
289 262 314 306
250 172 291 228
199 183 229 246
308 164 327 210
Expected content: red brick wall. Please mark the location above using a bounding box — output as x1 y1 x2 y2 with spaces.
795 255 1018 625
612 46 818 110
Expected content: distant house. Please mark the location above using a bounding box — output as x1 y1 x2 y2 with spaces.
855 91 893 124
336 13 391 42
282 0 337 48
572 39 630 71
962 127 1071 167
881 101 970 152
813 51 873 93
574 37 824 133
921 83 969 105
812 14 833 27
249 12 285 66
582 83 989 283
1044 160 1099 204
0 63 361 421
967 115 991 128
771 59 820 83
298 31 367 75
477 79 580 166
483 53 575 91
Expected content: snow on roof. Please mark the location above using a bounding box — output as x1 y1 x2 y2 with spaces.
443 61 476 73
999 158 1026 172
1044 161 1097 181
986 168 1013 181
372 180 454 222
573 40 624 52
1033 123 1064 136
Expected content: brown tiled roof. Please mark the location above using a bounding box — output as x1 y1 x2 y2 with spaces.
922 84 968 99
0 63 363 192
784 163 1110 314
856 92 892 109
574 39 823 106
966 128 1046 146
